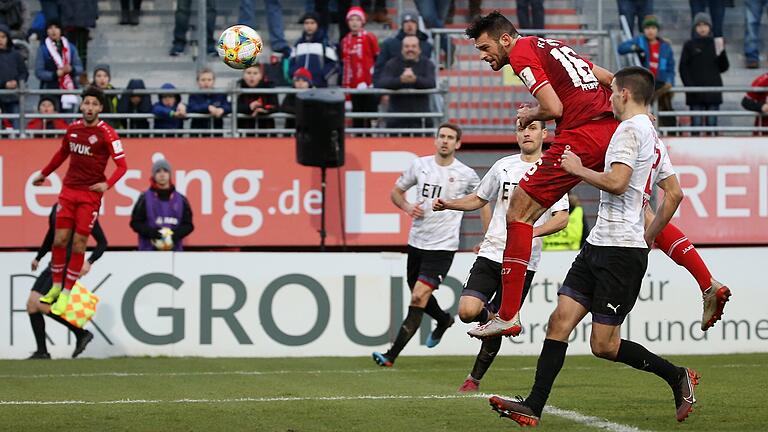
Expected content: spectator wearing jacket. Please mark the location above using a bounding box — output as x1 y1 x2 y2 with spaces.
0 24 27 128
374 12 433 84
90 64 119 128
341 7 380 129
289 12 338 88
281 67 313 130
26 97 69 137
741 72 768 136
188 68 231 131
375 35 436 130
130 159 194 251
236 65 279 134
117 78 152 133
679 12 729 132
35 21 83 113
152 82 187 133
618 15 675 126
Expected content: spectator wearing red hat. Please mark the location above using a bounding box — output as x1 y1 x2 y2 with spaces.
341 6 380 130
281 67 314 130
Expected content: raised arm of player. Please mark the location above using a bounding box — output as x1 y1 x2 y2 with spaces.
33 137 71 185
532 209 569 238
391 186 424 218
592 65 614 88
433 193 488 212
560 150 634 195
644 174 683 246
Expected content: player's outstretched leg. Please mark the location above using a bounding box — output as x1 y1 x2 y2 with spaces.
372 306 424 367
654 222 731 330
459 336 501 392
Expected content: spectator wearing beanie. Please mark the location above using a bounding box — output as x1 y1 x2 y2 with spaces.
281 67 313 130
27 97 69 137
130 159 194 251
741 72 768 136
341 6 380 129
289 12 338 88
374 12 433 84
152 83 187 133
117 79 152 132
679 12 729 133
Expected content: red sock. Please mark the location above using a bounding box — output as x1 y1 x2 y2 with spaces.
63 251 85 293
499 222 533 321
51 246 66 286
654 223 712 292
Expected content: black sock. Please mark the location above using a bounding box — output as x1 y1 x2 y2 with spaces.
29 313 47 354
615 339 680 386
423 295 449 326
47 312 85 338
470 336 502 381
385 306 424 360
526 338 568 417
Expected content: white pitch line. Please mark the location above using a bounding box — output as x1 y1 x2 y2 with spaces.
0 393 651 431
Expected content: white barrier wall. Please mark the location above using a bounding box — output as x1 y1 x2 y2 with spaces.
2 249 766 359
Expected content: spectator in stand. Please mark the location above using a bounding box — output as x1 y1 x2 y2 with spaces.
170 0 216 56
741 72 768 136
341 7 380 129
375 35 436 130
414 0 450 29
689 0 725 50
117 78 151 133
60 0 98 73
0 0 24 36
363 0 390 23
90 64 119 128
119 0 142 25
236 65 278 134
152 83 187 134
679 12 729 134
26 97 69 137
242 0 291 57
744 0 766 68
517 0 545 32
35 21 83 113
618 16 675 127
130 158 194 251
616 0 653 34
0 24 28 128
188 68 231 131
289 12 338 88
374 12 433 84
281 67 313 130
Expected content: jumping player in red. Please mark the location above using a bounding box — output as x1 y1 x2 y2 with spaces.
464 12 730 338
32 86 127 315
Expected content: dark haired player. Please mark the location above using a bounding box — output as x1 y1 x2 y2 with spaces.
32 86 127 314
488 67 699 425
464 11 730 338
372 123 485 367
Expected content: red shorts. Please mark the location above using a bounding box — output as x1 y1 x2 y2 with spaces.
55 186 103 236
520 116 620 208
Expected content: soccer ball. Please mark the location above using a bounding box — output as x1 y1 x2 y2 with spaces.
152 227 175 251
217 25 262 69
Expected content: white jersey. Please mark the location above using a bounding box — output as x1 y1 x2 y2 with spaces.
644 133 676 207
587 114 656 248
475 154 569 270
396 156 481 251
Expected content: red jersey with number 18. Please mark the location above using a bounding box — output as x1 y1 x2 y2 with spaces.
509 36 612 133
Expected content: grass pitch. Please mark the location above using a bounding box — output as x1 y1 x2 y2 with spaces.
0 353 765 431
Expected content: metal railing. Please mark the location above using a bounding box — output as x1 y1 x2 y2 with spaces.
653 86 768 135
0 86 448 138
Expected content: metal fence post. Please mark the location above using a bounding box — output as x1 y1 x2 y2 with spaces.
18 84 26 138
196 0 207 74
230 87 238 137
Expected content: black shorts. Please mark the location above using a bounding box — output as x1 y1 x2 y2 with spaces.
462 256 535 313
558 242 649 325
31 267 53 295
406 246 455 290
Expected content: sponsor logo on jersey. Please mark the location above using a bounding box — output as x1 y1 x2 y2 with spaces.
155 216 179 226
519 67 536 89
69 142 92 156
88 134 98 144
70 133 78 139
112 140 124 154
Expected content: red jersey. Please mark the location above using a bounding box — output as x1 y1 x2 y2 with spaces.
648 40 660 77
41 120 127 190
341 29 379 88
747 73 768 131
509 37 612 133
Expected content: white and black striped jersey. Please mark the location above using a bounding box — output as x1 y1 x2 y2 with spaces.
475 154 569 270
395 156 481 251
